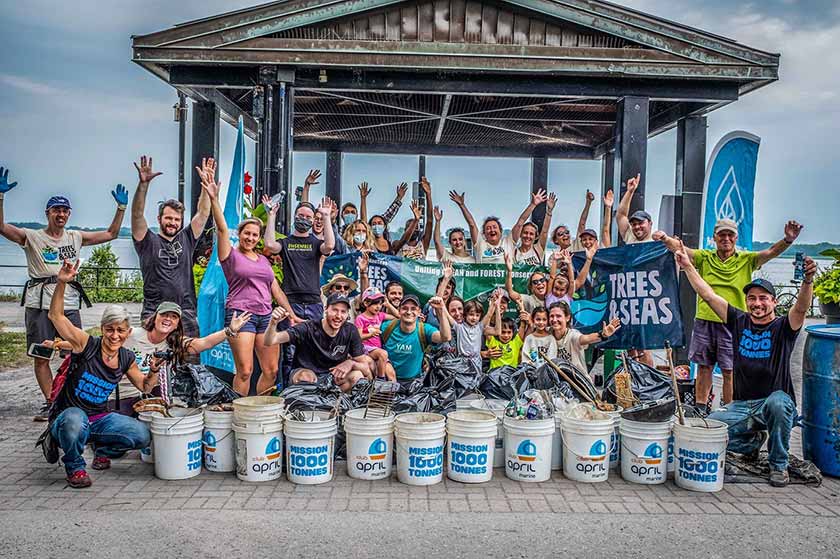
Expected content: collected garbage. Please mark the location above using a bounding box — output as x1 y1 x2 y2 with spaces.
504 389 556 420
169 363 240 408
603 356 675 404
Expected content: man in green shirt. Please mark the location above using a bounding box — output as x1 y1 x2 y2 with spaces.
656 218 802 409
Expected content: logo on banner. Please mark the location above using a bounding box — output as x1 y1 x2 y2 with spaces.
713 167 746 225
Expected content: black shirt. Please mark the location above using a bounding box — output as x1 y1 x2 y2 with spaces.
285 320 364 374
54 337 135 417
135 228 198 318
278 234 324 304
726 305 799 403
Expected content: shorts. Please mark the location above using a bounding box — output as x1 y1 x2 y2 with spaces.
224 308 272 334
689 318 734 370
25 308 82 350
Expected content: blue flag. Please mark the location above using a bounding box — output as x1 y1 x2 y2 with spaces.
702 131 760 250
197 118 246 372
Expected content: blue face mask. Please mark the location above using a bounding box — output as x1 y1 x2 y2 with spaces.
342 213 356 226
353 233 367 245
372 224 385 236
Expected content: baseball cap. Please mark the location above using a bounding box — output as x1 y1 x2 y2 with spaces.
743 278 776 298
580 228 598 239
46 196 72 211
629 210 652 223
399 294 421 308
361 287 385 302
714 218 738 235
155 301 182 317
326 293 352 309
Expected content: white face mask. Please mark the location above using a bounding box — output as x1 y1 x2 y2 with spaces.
353 233 367 245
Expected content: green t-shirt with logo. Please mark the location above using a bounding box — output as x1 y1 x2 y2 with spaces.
693 249 759 323
486 335 524 369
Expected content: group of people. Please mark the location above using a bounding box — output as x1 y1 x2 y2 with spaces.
0 155 811 488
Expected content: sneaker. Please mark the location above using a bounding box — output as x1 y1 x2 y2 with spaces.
33 400 52 422
66 470 92 489
91 456 111 471
769 468 789 488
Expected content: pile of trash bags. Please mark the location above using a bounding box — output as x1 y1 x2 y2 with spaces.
601 357 675 404
169 363 240 408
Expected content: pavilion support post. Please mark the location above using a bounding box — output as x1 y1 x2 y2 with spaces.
616 96 649 245
600 151 617 244
326 151 342 210
530 156 548 234
674 115 707 358
190 101 219 218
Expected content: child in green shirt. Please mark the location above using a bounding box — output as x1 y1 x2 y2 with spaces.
484 311 530 369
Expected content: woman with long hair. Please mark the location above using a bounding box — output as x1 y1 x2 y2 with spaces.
369 201 420 255
343 219 376 252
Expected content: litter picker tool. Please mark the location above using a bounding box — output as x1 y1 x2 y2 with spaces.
538 348 614 412
664 340 685 426
364 380 399 419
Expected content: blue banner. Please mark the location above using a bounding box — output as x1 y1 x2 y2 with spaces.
197 119 246 372
702 131 760 250
571 242 684 350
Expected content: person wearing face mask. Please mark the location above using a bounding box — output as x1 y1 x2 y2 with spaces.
343 219 375 252
340 202 359 232
369 200 421 255
511 189 555 265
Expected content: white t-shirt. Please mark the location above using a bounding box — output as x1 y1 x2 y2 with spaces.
120 329 170 399
554 328 589 374
454 321 483 372
514 244 543 266
442 250 475 264
570 237 585 253
519 293 545 314
22 228 83 309
475 235 515 264
521 333 557 365
623 228 653 245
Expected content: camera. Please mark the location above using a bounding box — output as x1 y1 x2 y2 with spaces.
153 349 174 361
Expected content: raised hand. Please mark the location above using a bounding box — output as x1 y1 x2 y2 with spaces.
532 188 548 206
428 296 444 310
652 230 666 242
420 176 432 195
358 250 369 274
134 155 162 184
442 260 454 278
410 199 422 220
0 167 18 193
270 306 289 323
449 190 465 207
201 178 221 201
603 189 614 208
784 220 803 243
305 169 321 187
261 194 279 217
601 317 621 338
626 173 641 192
318 196 333 216
396 182 408 200
674 242 692 270
433 206 443 222
586 189 595 203
358 181 370 198
111 184 129 207
546 192 557 212
229 311 253 334
195 157 216 183
57 259 80 284
504 251 513 271
804 256 817 281
518 310 530 324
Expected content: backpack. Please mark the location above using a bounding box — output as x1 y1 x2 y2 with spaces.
381 320 428 353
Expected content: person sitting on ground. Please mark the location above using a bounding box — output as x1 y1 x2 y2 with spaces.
504 253 548 313
433 206 474 263
616 174 654 244
570 189 614 251
673 243 816 487
355 287 397 381
45 260 155 488
485 310 530 369
549 301 621 379
446 293 502 373
448 190 517 264
264 294 374 392
511 189 556 265
521 306 556 365
381 295 452 382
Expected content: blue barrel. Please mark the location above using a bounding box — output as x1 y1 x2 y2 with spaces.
802 324 840 477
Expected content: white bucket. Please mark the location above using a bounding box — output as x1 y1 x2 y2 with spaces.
551 414 563 471
284 411 337 485
470 399 507 467
620 419 671 485
137 411 160 464
203 409 235 473
233 419 284 482
456 393 483 411
344 408 395 481
446 410 497 483
561 406 613 483
710 373 724 411
233 396 284 426
605 407 623 470
503 417 554 483
667 416 676 478
149 408 204 480
673 418 729 493
394 413 446 486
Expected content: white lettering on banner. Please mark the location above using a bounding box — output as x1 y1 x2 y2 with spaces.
607 270 674 326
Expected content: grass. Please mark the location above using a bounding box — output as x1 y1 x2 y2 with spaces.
0 325 103 371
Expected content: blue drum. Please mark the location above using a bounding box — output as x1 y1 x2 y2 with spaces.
801 324 840 477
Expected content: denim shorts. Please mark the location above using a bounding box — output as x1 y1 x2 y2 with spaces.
224 308 272 334
689 318 734 370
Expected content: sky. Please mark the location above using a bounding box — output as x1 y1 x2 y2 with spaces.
1 0 838 243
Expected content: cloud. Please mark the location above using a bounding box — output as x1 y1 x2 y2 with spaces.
0 75 61 97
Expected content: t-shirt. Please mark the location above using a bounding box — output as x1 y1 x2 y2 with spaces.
545 293 573 309
220 249 275 315
521 334 557 364
475 235 515 264
285 320 364 374
135 228 198 319
442 250 474 264
726 305 799 403
278 234 324 304
569 237 585 253
121 329 170 399
514 245 543 266
54 336 134 417
381 319 439 380
400 243 427 260
623 228 653 245
454 321 483 372
554 328 588 373
694 250 759 323
486 335 523 369
22 228 83 309
520 293 545 314
355 311 386 350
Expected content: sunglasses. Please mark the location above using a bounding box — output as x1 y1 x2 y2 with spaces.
332 284 351 292
531 277 548 285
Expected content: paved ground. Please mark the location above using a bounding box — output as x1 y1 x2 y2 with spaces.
0 301 143 332
1 321 839 557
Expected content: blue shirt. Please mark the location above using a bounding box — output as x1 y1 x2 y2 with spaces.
381 319 439 380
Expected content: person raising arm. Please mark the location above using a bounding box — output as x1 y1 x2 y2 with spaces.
449 190 479 253
601 189 614 248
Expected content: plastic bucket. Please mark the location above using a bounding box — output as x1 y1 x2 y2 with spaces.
446 410 497 483
673 418 728 492
394 413 446 486
605 406 624 470
503 417 554 482
203 409 235 473
710 373 724 411
551 414 563 471
620 419 671 485
456 393 483 411
233 396 284 426
149 408 204 480
470 399 507 467
233 419 284 482
137 411 161 464
561 407 613 483
284 411 337 485
344 408 395 481
802 324 840 476
667 416 676 478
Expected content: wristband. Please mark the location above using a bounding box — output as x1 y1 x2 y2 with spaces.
225 326 238 338
0 193 4 201
802 278 813 285
783 238 793 244
597 330 606 341
117 204 127 211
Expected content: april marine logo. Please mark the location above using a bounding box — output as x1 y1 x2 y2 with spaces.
265 437 282 460
368 438 387 461
643 442 664 464
516 439 537 462
203 431 217 452
587 440 608 462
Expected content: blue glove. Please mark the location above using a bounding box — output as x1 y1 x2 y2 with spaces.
111 183 129 206
0 167 18 194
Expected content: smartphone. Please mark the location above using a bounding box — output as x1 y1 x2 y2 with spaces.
27 343 55 360
294 186 303 202
793 252 805 282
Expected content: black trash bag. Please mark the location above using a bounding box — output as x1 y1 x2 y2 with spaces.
602 357 675 404
478 366 518 400
426 355 483 399
392 376 457 415
170 363 239 408
533 359 599 403
279 380 352 414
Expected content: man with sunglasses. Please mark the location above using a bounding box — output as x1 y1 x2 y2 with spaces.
131 155 214 337
320 273 359 321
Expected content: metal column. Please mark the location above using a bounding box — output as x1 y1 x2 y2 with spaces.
326 151 343 208
190 101 219 218
616 96 649 238
530 156 548 233
600 152 616 242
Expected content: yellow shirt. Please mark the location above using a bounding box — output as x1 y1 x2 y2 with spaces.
486 335 524 369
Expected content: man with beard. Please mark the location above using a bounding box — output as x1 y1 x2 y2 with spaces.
0 166 126 421
674 245 815 487
131 155 214 337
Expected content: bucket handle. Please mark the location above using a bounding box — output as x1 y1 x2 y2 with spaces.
559 429 618 461
619 437 669 461
202 428 234 446
164 409 202 433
